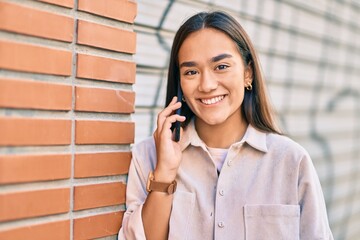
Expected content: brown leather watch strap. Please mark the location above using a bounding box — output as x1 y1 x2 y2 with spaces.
148 181 177 194
146 171 177 194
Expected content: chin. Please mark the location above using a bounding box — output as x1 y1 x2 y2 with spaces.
201 116 228 126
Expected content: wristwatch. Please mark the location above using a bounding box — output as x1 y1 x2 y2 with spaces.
146 171 177 194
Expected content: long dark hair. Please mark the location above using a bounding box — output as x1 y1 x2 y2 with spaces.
165 11 281 134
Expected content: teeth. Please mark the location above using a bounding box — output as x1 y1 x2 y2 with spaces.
201 95 224 105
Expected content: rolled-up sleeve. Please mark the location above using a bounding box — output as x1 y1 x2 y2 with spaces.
118 147 148 240
298 153 334 240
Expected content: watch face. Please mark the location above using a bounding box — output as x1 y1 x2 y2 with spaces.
167 181 177 194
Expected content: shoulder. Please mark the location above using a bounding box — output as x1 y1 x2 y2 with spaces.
263 133 316 176
265 132 310 163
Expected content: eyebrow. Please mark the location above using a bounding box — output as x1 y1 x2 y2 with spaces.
211 53 233 63
179 53 233 68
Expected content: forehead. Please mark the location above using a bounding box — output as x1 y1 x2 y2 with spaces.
178 28 240 62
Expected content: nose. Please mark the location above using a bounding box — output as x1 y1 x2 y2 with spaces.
198 70 218 92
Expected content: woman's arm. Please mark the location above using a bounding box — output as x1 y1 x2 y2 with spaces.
142 97 185 239
119 97 185 240
141 170 176 240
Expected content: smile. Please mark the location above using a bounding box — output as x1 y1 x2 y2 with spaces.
200 95 225 105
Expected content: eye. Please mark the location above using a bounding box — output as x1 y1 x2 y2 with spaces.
184 70 198 76
216 64 229 70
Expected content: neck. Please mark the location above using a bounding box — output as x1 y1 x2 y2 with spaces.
195 113 248 149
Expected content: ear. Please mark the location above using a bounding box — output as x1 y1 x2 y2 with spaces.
244 64 253 84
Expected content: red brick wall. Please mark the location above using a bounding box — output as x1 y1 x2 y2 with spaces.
0 0 136 239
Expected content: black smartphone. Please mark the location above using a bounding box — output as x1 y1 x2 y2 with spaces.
173 84 183 142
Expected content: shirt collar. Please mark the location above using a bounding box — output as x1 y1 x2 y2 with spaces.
179 119 205 151
238 124 268 152
179 118 268 153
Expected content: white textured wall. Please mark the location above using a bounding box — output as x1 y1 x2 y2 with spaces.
133 1 360 239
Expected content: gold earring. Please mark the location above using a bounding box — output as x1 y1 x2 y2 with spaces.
246 83 252 91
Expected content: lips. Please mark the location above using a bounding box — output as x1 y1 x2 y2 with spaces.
200 95 225 105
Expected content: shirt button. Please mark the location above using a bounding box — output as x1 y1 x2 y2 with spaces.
227 160 232 166
218 221 225 228
219 190 224 196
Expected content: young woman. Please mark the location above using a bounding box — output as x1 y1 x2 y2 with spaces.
118 11 333 240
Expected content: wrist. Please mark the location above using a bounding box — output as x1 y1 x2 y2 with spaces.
153 167 177 183
146 171 177 194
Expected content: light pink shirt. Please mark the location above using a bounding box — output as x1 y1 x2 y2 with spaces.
118 120 333 240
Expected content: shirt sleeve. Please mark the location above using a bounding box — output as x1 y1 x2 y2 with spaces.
118 146 148 240
298 153 334 240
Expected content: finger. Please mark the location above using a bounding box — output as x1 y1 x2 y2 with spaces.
161 115 186 136
157 97 177 122
154 97 180 137
157 100 182 131
161 98 181 117
154 114 185 142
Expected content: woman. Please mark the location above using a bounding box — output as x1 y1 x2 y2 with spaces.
118 11 333 240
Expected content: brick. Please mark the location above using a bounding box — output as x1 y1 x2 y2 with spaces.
77 20 136 54
0 188 70 222
75 86 134 113
0 117 71 146
75 120 134 145
0 78 72 110
74 152 131 178
77 53 136 83
73 211 123 240
0 2 74 42
78 0 137 23
74 182 126 211
39 0 74 8
0 220 70 240
0 40 72 76
0 154 71 184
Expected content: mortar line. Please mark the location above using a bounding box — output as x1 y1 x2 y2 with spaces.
69 1 79 239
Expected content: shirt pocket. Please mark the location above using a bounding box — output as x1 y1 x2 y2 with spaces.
168 191 195 240
244 204 300 240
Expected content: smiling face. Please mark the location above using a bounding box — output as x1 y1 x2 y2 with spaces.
178 28 252 129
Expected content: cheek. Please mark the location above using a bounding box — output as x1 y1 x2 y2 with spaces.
228 80 246 105
180 80 196 97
